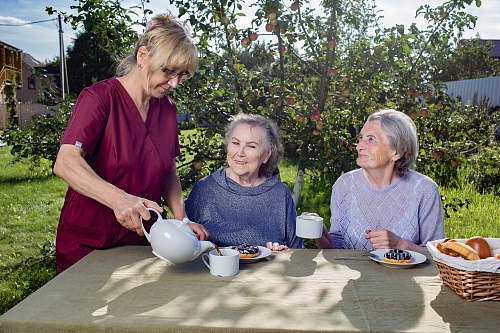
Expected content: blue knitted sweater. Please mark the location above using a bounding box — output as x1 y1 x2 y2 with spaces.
186 168 304 249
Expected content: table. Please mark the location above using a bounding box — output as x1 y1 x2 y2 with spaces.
1 246 499 332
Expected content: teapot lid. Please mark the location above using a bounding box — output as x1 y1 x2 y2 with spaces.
170 217 197 236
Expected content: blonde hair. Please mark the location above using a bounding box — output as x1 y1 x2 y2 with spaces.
116 13 198 77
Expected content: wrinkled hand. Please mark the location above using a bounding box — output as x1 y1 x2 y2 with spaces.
365 228 404 249
112 194 162 236
300 211 320 217
267 242 288 251
188 221 210 240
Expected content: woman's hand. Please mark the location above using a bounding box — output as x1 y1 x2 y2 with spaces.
188 221 210 240
365 228 426 251
267 242 288 251
111 193 162 236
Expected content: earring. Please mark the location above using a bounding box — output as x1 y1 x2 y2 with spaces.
138 63 142 69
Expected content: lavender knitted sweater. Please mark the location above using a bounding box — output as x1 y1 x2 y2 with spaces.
330 169 445 249
186 168 304 249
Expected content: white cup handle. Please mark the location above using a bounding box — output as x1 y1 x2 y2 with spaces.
202 253 210 269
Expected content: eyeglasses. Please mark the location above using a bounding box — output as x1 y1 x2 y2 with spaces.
161 66 191 83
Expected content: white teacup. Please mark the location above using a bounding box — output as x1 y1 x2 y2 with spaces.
296 215 324 239
202 249 240 276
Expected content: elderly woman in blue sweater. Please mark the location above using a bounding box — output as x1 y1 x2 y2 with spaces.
313 109 445 251
186 114 303 251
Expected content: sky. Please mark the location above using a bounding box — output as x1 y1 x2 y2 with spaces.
0 0 499 63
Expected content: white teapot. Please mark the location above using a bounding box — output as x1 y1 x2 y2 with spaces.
141 208 214 264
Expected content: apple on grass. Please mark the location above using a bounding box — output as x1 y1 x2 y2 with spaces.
423 91 432 100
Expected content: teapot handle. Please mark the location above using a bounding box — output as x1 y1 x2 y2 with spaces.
141 208 162 242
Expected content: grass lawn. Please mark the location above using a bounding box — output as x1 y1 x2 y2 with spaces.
1 144 499 314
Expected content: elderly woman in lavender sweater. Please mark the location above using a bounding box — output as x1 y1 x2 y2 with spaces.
312 109 445 251
186 114 303 251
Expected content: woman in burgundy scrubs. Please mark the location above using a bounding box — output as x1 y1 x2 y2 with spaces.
53 14 209 273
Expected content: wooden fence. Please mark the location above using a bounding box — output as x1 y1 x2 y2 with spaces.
0 103 56 129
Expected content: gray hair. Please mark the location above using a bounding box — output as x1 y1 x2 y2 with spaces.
116 13 198 77
366 109 418 175
224 114 282 177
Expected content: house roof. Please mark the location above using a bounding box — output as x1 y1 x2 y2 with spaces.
482 40 500 59
22 53 44 70
0 40 22 53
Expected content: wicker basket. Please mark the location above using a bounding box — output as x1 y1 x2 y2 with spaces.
436 261 500 301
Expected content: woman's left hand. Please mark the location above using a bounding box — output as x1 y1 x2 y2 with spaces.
188 221 210 241
365 228 426 251
266 242 288 251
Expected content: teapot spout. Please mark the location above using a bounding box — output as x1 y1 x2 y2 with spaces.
200 241 216 254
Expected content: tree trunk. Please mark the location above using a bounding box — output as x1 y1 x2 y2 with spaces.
292 168 305 206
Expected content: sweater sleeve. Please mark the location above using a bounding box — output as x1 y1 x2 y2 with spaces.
185 181 203 224
417 182 446 246
329 181 346 249
285 190 304 249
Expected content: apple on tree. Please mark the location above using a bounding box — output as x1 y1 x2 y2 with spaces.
310 112 321 121
194 161 203 170
291 2 299 11
328 39 336 48
328 68 336 76
451 160 459 167
409 111 417 119
265 23 273 32
420 108 428 116
241 37 250 48
423 91 432 99
432 151 440 158
316 119 324 130
412 90 420 98
288 97 295 105
250 33 258 41
342 88 349 96
268 12 277 20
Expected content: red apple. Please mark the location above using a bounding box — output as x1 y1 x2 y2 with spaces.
250 33 258 41
270 19 278 26
268 12 277 20
328 39 337 48
310 112 321 121
328 68 336 76
423 91 432 100
406 88 413 96
412 90 420 98
194 161 203 170
280 44 285 53
343 76 348 82
316 119 324 130
291 2 299 11
312 104 318 111
451 160 459 167
420 108 428 116
342 88 349 96
435 101 443 108
221 16 229 24
265 23 273 32
432 151 440 158
196 172 204 180
409 111 417 119
296 114 305 123
241 37 250 48
288 97 295 105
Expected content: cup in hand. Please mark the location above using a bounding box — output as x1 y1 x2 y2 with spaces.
202 248 240 276
296 215 324 239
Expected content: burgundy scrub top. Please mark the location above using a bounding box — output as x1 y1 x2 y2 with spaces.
56 77 181 272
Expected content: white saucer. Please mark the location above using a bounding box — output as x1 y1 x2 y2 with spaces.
223 246 272 263
369 249 427 269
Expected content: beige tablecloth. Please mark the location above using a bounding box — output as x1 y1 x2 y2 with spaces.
1 246 499 332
